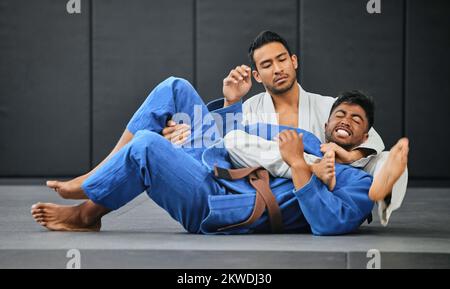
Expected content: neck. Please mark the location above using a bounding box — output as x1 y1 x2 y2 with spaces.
270 82 299 110
325 138 357 152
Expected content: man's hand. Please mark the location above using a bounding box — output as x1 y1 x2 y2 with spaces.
223 65 252 107
320 142 364 164
162 120 191 145
278 130 311 190
277 130 305 167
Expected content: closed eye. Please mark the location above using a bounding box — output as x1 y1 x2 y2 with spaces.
352 115 363 124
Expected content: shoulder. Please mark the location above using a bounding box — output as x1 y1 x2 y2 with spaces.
243 91 266 112
304 89 336 106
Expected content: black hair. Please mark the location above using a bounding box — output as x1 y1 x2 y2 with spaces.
248 31 293 70
329 90 375 131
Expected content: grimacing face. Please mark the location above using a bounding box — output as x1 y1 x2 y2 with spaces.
324 103 370 150
252 42 298 95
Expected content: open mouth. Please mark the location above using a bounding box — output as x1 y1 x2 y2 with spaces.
334 126 352 137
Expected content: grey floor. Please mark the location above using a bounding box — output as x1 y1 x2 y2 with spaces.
0 185 449 269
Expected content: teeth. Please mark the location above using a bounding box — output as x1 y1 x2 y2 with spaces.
336 129 349 137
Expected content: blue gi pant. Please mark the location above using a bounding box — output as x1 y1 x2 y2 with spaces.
81 77 227 233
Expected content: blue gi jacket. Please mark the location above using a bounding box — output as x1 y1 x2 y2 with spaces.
199 99 374 236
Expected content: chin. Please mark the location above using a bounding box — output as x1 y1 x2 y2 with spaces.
270 79 295 95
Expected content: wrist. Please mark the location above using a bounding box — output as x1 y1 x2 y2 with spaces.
347 149 364 163
289 158 308 170
224 98 238 108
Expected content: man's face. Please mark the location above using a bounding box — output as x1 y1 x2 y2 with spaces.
325 103 369 150
252 42 298 95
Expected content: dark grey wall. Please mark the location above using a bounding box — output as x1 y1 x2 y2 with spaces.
406 0 450 180
0 0 90 176
197 0 298 101
92 0 194 165
300 0 404 149
0 0 449 183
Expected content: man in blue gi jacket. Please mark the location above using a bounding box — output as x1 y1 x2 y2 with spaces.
31 75 408 235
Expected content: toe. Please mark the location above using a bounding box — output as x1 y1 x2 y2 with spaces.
395 138 408 152
33 216 45 225
402 141 410 155
33 202 46 210
31 202 41 209
400 138 409 146
46 180 59 189
31 211 44 217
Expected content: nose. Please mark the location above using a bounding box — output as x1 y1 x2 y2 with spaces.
273 62 283 74
339 119 351 126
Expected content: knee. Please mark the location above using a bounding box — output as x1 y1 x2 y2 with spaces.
162 76 193 92
130 130 167 154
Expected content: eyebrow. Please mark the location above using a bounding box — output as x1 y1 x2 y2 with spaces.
259 52 288 66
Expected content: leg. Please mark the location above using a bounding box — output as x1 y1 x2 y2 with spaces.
46 129 134 199
34 130 225 233
368 138 409 201
47 77 218 199
31 200 109 232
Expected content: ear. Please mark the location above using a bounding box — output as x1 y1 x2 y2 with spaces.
252 69 262 84
363 132 369 142
291 54 298 70
324 122 328 130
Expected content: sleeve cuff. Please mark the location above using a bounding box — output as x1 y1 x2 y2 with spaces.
206 98 225 111
293 174 322 199
206 98 243 114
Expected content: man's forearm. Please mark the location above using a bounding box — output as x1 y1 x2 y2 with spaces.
349 148 375 162
290 161 312 191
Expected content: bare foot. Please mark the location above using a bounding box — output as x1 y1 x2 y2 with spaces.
30 201 106 232
369 138 409 201
311 150 336 191
46 175 88 200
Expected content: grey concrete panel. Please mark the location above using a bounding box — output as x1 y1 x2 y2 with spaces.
92 0 194 164
0 0 90 176
405 0 450 179
197 0 298 103
300 0 404 148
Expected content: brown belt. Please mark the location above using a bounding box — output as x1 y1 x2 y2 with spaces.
214 166 284 233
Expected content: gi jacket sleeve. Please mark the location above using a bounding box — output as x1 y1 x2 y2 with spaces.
206 98 243 137
294 166 374 236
